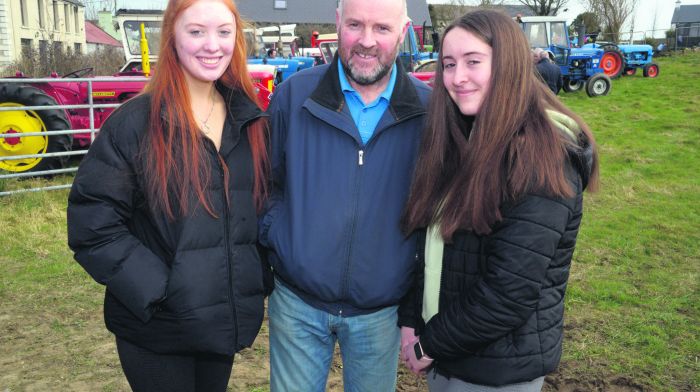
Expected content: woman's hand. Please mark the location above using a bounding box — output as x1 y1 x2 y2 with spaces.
401 337 434 376
400 326 418 362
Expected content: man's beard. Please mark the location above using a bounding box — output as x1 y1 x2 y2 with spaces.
338 35 400 86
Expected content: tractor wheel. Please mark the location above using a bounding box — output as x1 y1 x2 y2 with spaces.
585 73 612 97
0 84 72 174
623 67 637 76
643 63 659 78
562 78 584 93
600 45 625 79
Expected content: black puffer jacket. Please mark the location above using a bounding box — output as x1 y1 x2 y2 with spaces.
398 130 594 385
67 87 270 356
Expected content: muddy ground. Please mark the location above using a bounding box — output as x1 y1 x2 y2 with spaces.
0 295 664 392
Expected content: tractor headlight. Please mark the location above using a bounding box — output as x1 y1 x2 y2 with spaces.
572 60 580 67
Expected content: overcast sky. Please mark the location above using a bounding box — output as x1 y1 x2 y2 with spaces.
108 0 699 38
426 0 700 38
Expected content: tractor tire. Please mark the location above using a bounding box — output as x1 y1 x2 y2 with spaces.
623 67 637 76
643 63 659 78
585 73 612 97
562 78 584 93
0 84 72 174
600 45 625 79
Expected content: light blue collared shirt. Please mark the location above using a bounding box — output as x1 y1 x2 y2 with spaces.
338 59 397 145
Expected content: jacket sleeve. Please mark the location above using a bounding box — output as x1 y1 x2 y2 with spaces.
398 230 426 329
258 82 288 248
67 111 169 323
419 193 574 359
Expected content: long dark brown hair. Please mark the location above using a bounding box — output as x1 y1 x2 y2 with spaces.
142 0 268 219
402 10 599 240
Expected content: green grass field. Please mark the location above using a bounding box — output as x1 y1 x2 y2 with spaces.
1 53 699 391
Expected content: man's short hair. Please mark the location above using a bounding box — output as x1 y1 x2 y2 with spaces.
532 48 544 58
337 0 408 20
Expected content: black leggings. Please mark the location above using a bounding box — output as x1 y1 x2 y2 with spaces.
116 338 234 392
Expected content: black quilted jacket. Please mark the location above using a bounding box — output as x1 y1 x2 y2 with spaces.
67 87 270 356
398 137 594 386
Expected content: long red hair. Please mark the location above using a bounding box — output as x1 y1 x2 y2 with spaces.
142 0 268 219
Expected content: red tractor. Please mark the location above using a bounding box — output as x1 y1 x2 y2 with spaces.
0 67 273 175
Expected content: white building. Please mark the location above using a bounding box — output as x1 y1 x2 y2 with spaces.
0 0 86 66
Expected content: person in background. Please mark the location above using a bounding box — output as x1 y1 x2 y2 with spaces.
398 10 598 391
267 48 277 58
259 0 431 390
66 0 271 390
533 48 563 95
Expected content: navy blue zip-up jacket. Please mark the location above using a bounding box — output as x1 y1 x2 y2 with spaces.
259 56 431 316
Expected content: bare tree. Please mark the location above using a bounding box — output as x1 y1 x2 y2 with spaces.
517 0 568 16
584 0 638 42
475 0 504 5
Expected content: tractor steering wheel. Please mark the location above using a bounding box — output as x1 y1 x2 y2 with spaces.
62 67 95 78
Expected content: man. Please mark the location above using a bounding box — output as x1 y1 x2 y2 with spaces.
259 0 430 390
534 48 563 95
267 48 277 58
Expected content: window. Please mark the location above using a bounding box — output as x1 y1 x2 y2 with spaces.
53 41 63 60
37 0 45 28
74 42 81 54
123 20 162 55
53 1 59 30
523 22 548 48
551 22 568 47
19 0 28 26
64 4 69 32
690 24 700 38
39 40 48 59
273 0 286 9
21 38 32 57
73 6 78 33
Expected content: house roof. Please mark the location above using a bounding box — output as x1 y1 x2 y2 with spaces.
237 0 432 26
65 0 84 7
671 4 700 24
85 21 122 47
429 4 534 28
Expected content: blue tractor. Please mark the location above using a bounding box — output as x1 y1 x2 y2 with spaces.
518 16 612 97
581 42 659 78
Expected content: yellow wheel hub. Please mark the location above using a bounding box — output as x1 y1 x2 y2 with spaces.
0 102 49 172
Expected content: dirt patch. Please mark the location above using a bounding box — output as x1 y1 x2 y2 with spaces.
544 373 648 392
0 294 669 392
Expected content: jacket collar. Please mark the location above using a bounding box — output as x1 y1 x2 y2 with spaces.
216 81 266 131
216 82 267 157
158 82 265 129
158 82 266 157
310 53 425 122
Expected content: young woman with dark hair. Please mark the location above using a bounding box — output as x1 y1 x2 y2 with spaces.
398 10 599 391
67 0 270 390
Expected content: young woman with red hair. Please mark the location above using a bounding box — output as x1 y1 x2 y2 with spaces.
67 0 269 390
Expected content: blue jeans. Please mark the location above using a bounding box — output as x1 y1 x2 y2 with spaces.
268 280 400 392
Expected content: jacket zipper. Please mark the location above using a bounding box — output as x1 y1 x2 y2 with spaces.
216 152 239 348
338 146 366 316
337 112 424 316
